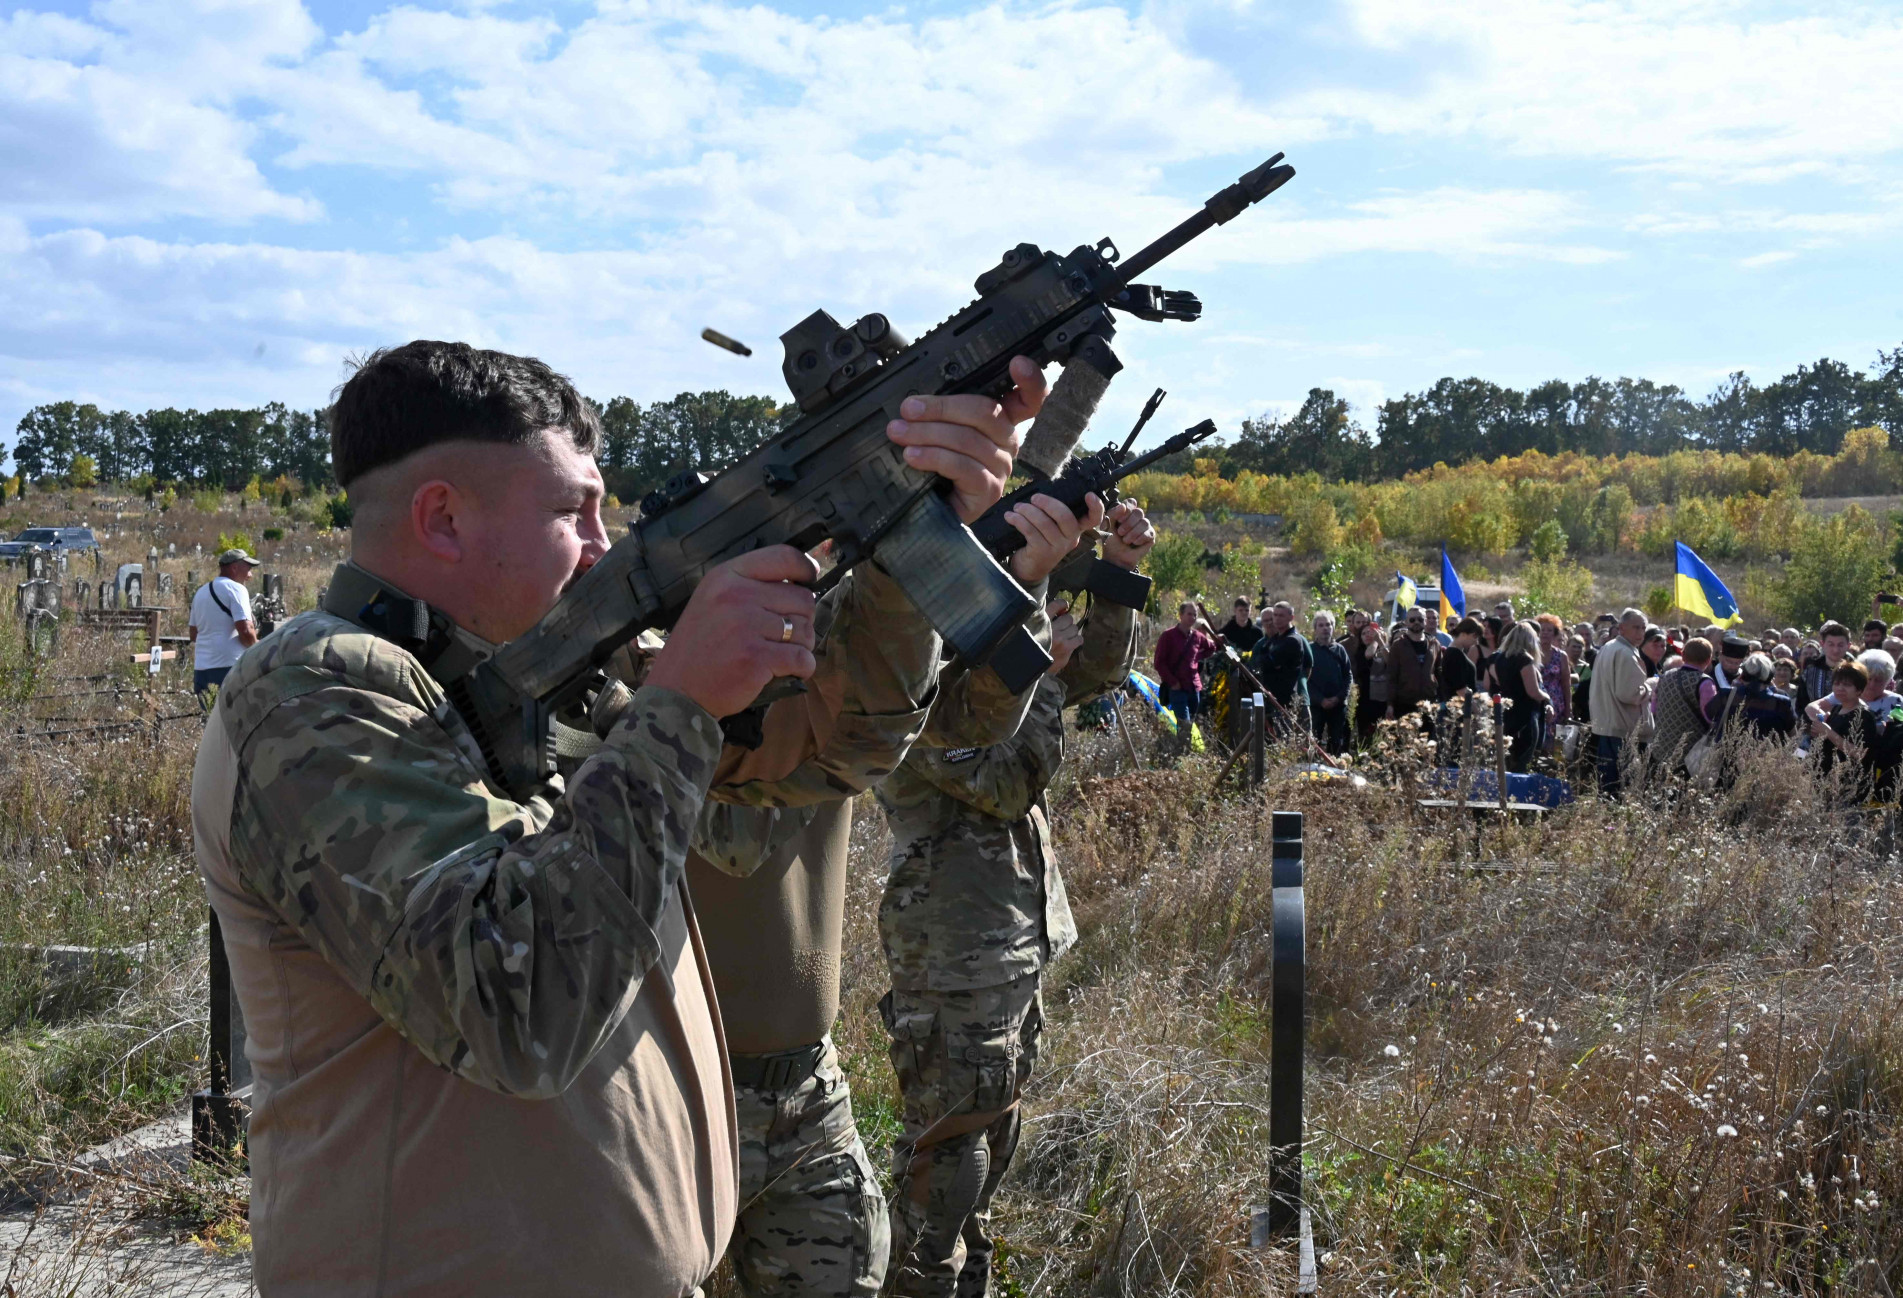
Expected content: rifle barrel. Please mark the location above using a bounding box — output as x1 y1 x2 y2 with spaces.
1118 419 1219 476
1119 388 1167 457
1107 154 1294 292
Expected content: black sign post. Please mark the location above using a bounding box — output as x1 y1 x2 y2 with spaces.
1252 810 1315 1290
192 909 251 1163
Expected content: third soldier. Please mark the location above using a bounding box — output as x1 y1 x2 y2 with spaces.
875 510 1150 1298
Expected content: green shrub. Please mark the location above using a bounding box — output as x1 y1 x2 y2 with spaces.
262 527 284 542
1529 519 1568 562
1284 495 1342 557
215 531 255 558
325 493 353 529
1144 533 1207 610
1585 484 1633 552
1517 557 1596 622
1642 584 1674 620
1775 505 1892 627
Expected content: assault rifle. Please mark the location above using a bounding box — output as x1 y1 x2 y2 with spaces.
973 387 1218 611
456 154 1296 798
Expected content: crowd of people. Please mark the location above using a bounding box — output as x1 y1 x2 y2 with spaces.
1152 591 1903 799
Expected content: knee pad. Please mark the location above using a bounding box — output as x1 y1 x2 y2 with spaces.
931 1133 989 1239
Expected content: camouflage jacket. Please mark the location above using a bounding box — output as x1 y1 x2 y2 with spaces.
875 600 1136 992
205 601 720 1097
207 558 948 1096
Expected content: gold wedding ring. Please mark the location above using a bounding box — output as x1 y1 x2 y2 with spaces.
780 616 795 643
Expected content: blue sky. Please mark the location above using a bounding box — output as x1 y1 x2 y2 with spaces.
3 0 1900 462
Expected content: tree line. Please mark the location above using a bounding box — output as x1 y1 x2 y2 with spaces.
5 392 788 500
9 403 333 490
13 343 1901 494
1171 345 1903 482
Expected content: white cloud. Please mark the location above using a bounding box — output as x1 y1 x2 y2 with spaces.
1304 0 1903 182
2 0 1900 457
0 0 321 223
1224 188 1622 267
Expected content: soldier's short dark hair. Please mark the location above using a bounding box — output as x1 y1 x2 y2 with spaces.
329 340 601 489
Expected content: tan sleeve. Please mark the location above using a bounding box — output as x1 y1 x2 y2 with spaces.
712 560 939 805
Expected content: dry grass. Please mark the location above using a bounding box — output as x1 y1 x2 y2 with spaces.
896 722 1903 1296
0 490 348 1278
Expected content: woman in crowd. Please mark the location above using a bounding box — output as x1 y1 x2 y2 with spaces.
1342 606 1368 688
1771 656 1798 695
1640 626 1669 678
1536 614 1573 746
1494 619 1551 772
1435 616 1482 700
1810 659 1879 800
1568 633 1594 724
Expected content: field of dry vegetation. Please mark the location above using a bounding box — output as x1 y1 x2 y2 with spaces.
2 487 1900 1295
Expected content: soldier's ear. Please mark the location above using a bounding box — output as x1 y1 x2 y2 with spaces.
410 479 466 564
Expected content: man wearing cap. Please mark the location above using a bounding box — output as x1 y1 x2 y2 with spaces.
187 547 260 702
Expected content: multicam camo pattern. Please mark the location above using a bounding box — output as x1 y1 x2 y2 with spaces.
216 605 722 1098
919 581 1054 751
875 602 1136 992
1056 601 1137 709
730 1040 889 1297
881 977 1042 1298
877 676 1072 992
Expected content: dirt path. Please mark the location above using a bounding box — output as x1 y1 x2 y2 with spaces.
2 1108 253 1297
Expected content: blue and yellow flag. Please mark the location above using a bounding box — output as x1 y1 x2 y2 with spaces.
1392 571 1418 610
1673 541 1742 627
1439 548 1466 626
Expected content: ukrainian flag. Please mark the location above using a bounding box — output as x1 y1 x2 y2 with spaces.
1440 548 1466 626
1392 571 1418 610
1674 541 1742 627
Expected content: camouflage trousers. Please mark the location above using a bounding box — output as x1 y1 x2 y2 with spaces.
879 976 1042 1298
729 1037 890 1297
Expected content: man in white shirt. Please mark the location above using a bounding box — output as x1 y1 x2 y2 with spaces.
188 547 259 701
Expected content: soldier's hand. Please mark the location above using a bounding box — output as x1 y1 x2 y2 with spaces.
647 546 819 718
886 356 1048 523
1007 492 1102 584
1047 598 1083 676
1101 501 1155 570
